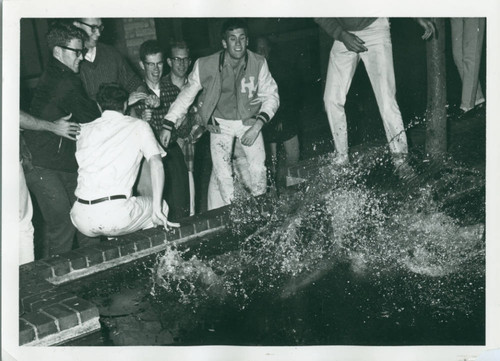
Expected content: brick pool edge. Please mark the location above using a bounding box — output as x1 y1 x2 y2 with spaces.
19 206 232 346
18 157 318 346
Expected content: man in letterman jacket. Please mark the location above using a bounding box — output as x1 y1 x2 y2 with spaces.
159 18 280 210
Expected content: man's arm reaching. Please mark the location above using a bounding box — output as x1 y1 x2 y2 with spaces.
20 110 80 140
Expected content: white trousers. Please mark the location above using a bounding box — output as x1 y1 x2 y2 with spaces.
208 118 266 210
450 18 486 111
19 162 34 264
324 17 408 156
70 197 168 237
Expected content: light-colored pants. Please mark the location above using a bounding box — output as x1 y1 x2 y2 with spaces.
324 17 408 156
208 118 266 210
19 162 34 264
450 18 486 111
70 197 168 237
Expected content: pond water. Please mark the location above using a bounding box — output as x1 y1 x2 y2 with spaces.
64 147 485 346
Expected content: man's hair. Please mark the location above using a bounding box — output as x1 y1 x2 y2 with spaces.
139 40 164 62
168 40 190 58
96 83 129 112
220 18 248 39
46 22 87 51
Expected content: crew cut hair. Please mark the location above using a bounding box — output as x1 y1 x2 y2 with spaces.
168 40 190 58
46 22 87 51
220 18 248 39
139 40 164 62
96 83 129 112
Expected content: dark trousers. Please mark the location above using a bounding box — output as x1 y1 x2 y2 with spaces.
24 166 77 257
164 142 190 221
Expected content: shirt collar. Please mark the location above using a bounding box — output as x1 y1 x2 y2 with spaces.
49 56 75 74
165 72 188 90
219 50 248 72
84 46 97 62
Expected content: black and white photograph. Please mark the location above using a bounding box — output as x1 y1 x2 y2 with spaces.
3 0 500 360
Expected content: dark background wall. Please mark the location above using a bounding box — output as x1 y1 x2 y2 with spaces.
20 17 486 129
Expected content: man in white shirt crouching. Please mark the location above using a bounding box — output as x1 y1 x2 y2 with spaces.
70 83 179 237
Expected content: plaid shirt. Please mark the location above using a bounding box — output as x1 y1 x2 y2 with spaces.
134 74 197 171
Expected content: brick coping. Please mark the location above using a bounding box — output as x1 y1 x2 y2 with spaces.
19 206 232 346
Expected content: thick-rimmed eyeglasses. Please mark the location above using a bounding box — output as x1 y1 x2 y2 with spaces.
59 45 88 58
170 57 191 65
76 20 104 33
144 61 164 69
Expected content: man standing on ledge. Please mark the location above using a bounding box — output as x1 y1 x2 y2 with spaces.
159 18 279 210
315 18 435 169
70 83 179 237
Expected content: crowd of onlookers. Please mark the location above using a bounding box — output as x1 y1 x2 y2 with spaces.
19 17 485 265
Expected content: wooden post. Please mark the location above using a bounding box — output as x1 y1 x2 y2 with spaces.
425 18 447 156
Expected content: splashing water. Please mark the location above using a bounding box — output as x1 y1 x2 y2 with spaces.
152 146 484 320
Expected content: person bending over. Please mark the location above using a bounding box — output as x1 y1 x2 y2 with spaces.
70 83 179 237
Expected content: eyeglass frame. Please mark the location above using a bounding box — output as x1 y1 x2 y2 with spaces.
58 45 88 58
169 57 191 65
76 20 104 33
143 61 165 69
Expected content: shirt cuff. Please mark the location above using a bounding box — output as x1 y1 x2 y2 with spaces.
256 112 270 125
162 119 175 131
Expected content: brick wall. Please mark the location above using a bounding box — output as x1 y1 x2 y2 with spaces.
122 18 157 70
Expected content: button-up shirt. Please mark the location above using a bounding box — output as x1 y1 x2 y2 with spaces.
74 110 165 199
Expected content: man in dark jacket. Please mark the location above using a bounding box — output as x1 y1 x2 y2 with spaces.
23 23 101 257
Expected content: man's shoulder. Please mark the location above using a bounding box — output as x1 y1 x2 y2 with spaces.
95 43 125 63
35 62 80 94
197 51 223 68
247 50 267 68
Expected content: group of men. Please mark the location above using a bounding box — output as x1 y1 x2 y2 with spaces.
20 18 280 264
20 17 484 265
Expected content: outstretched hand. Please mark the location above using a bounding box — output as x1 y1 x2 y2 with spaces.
416 18 436 40
128 91 148 106
339 31 368 53
52 113 80 140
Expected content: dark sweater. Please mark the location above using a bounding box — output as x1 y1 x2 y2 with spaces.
79 43 142 100
315 18 378 40
25 58 101 172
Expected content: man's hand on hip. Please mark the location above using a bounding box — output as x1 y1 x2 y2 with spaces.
339 31 368 53
241 121 263 146
160 128 172 148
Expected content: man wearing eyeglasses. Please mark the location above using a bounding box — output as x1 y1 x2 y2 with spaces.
160 18 279 210
72 18 143 102
132 40 195 221
23 23 101 257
